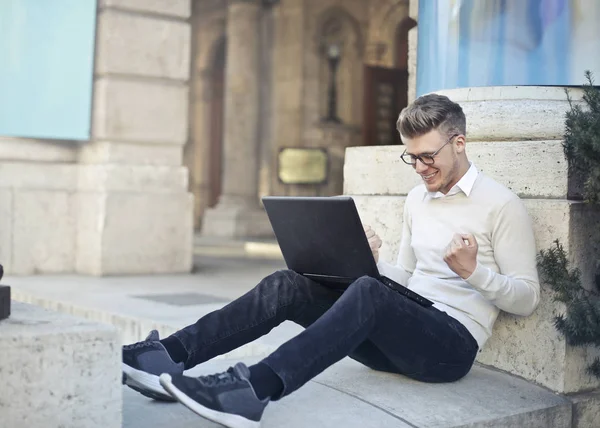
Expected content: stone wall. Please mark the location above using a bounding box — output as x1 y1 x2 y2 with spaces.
344 86 600 394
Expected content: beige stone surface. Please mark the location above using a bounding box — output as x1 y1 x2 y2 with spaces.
95 9 191 80
570 390 600 428
12 191 76 275
78 141 183 166
76 191 193 275
203 197 274 239
0 189 12 272
0 302 121 428
92 78 188 145
75 193 105 276
77 165 188 192
0 137 77 162
434 86 584 141
0 162 77 191
344 141 569 199
99 0 191 18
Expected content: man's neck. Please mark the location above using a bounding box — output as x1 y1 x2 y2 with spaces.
440 160 471 194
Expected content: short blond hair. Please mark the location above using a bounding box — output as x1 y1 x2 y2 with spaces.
397 94 466 140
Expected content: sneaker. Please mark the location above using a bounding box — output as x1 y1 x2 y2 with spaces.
159 362 269 428
122 330 184 402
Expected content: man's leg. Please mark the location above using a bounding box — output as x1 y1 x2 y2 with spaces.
123 269 341 400
159 276 478 427
263 275 479 397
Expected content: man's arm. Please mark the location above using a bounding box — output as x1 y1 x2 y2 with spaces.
376 199 416 286
465 197 540 316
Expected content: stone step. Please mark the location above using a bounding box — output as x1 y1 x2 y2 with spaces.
0 301 121 428
124 357 572 428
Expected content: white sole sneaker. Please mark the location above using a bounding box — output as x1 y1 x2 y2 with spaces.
122 363 176 402
159 373 261 428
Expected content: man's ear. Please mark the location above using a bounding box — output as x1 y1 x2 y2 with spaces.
454 135 467 153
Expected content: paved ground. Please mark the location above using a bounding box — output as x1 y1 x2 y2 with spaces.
6 248 572 428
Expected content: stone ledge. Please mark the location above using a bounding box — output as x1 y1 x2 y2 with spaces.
99 0 191 19
126 357 572 428
344 141 570 199
0 302 121 428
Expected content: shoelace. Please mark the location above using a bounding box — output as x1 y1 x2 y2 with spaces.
123 340 155 351
198 368 242 387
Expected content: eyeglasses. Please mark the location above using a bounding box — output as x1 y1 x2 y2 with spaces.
400 134 459 166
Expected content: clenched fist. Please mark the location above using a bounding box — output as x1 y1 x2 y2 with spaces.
364 225 383 263
443 233 478 279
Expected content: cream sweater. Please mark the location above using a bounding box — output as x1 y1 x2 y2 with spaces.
377 167 540 349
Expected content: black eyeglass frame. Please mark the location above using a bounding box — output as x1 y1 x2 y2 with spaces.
400 133 460 166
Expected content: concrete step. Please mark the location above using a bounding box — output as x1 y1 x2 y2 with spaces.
0 301 121 428
124 357 571 428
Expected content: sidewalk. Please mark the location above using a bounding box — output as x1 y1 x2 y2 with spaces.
6 252 571 428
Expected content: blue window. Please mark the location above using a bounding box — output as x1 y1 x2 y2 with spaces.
0 0 97 140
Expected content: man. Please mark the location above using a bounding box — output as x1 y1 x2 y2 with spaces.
122 94 540 428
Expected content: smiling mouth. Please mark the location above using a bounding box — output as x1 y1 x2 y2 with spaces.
421 171 438 181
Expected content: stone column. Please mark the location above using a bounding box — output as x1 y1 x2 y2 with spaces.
407 0 419 102
76 0 194 275
202 0 273 238
344 87 600 400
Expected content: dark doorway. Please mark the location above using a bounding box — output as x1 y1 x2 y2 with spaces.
363 17 417 146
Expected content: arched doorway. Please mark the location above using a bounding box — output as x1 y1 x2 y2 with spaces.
208 38 226 208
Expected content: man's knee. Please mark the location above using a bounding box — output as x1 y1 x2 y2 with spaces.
347 276 387 300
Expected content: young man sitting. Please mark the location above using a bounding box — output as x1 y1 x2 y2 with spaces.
122 94 540 428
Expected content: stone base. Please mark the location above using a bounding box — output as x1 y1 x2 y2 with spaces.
0 302 121 428
570 390 600 428
202 200 274 239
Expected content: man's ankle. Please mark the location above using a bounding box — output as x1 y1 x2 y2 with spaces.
159 336 188 364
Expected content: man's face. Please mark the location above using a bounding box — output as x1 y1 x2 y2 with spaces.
402 129 465 194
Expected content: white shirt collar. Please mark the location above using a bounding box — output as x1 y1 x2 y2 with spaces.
426 162 479 199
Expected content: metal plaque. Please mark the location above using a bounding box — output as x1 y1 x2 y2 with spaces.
278 148 328 185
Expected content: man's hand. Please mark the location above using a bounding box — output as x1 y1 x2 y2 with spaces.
443 233 478 279
364 225 383 263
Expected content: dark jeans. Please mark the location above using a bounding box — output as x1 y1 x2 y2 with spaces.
172 270 478 399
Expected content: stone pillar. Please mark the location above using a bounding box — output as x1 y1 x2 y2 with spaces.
407 0 419 102
202 0 273 238
77 0 193 274
344 86 600 396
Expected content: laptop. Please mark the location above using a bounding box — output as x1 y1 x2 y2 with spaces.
262 196 433 307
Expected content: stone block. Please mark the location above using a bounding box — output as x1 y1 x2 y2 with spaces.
344 141 569 199
570 390 600 428
12 191 76 275
435 86 583 142
202 200 274 239
95 10 190 80
77 164 188 192
78 141 183 166
99 0 191 18
0 302 121 428
0 162 77 191
76 191 193 275
0 189 12 271
0 137 77 163
92 77 188 145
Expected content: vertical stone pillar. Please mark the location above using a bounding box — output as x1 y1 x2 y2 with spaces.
407 0 419 102
202 0 273 238
76 0 194 275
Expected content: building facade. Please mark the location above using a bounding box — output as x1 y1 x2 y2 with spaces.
188 0 418 237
